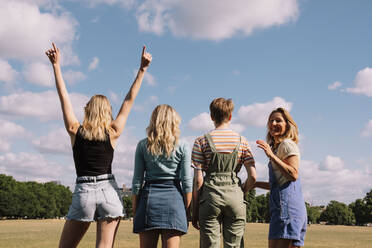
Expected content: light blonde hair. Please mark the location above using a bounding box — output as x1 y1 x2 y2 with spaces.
80 95 113 141
209 98 234 126
266 107 299 148
146 104 181 157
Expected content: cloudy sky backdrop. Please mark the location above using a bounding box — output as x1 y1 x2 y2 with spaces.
1 0 372 205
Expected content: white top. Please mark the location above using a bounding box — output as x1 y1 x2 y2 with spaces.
271 139 300 186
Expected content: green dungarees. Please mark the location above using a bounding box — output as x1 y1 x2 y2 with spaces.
199 133 246 248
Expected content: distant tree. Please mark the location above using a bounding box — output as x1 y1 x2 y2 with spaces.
0 174 72 219
123 196 133 218
320 200 355 225
350 189 372 225
255 193 270 223
306 202 322 224
245 189 259 222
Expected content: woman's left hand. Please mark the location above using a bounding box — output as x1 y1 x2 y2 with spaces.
256 140 274 159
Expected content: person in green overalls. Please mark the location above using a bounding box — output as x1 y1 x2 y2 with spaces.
191 97 257 248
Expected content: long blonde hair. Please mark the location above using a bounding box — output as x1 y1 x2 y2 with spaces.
80 95 113 141
266 107 298 148
146 104 181 157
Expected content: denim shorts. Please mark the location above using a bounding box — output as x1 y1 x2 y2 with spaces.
66 174 124 222
133 180 187 234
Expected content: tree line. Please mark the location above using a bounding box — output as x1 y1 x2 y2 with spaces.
0 174 72 219
244 189 372 226
1 174 371 225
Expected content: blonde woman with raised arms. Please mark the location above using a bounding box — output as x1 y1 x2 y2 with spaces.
45 43 151 248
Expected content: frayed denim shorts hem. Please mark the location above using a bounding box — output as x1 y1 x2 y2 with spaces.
66 174 124 222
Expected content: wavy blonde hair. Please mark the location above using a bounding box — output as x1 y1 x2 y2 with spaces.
266 107 299 148
80 95 113 141
146 104 181 157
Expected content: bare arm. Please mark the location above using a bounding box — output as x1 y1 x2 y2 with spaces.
132 194 138 216
254 181 271 190
256 140 299 181
46 43 79 143
184 192 192 221
111 46 152 146
242 163 257 193
192 168 203 230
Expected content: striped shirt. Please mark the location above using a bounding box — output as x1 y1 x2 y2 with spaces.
192 129 255 171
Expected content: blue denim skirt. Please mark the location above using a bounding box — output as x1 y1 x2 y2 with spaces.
133 180 187 234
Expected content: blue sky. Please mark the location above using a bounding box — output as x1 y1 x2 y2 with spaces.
1 0 372 205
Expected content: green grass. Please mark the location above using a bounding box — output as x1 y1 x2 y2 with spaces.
0 220 371 248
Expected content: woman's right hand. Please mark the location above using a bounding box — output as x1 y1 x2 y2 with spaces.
140 46 152 71
45 42 60 66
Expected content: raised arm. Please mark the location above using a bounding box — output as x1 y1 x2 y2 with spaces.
45 43 79 141
256 140 299 181
111 46 152 141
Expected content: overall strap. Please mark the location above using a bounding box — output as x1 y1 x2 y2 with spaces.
204 133 217 153
232 136 242 153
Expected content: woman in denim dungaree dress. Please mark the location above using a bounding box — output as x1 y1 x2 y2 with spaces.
255 108 307 248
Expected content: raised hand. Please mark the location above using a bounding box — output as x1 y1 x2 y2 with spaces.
45 43 60 66
140 46 152 70
256 140 275 159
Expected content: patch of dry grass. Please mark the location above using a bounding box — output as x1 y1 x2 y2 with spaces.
0 220 371 248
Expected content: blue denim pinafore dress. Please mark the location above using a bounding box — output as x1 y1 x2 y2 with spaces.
268 161 307 246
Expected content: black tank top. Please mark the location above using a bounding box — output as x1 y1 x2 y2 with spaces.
73 126 114 177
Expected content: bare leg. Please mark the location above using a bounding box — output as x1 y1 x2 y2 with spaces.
59 220 91 248
269 239 293 248
96 218 121 248
139 229 160 248
160 230 182 248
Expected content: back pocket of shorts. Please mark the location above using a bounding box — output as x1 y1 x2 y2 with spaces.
102 188 122 206
71 191 89 210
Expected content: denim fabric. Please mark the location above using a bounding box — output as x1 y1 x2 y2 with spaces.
66 174 124 222
133 180 187 234
268 163 307 246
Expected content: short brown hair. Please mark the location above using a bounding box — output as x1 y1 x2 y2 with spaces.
209 98 234 125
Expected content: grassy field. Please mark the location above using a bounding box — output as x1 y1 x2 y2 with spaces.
0 220 371 248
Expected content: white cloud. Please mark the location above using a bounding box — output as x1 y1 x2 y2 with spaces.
0 59 19 84
144 71 156 86
63 70 87 84
149 95 159 103
328 81 342 90
111 130 139 186
0 1 79 65
133 69 156 86
187 112 214 132
85 0 135 9
0 119 27 152
233 70 240 76
0 152 63 182
319 155 344 171
109 91 120 104
361 120 372 137
32 127 72 155
88 57 99 71
346 67 372 97
237 97 292 127
0 90 89 121
23 62 54 87
136 0 299 40
229 122 246 133
300 158 372 205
